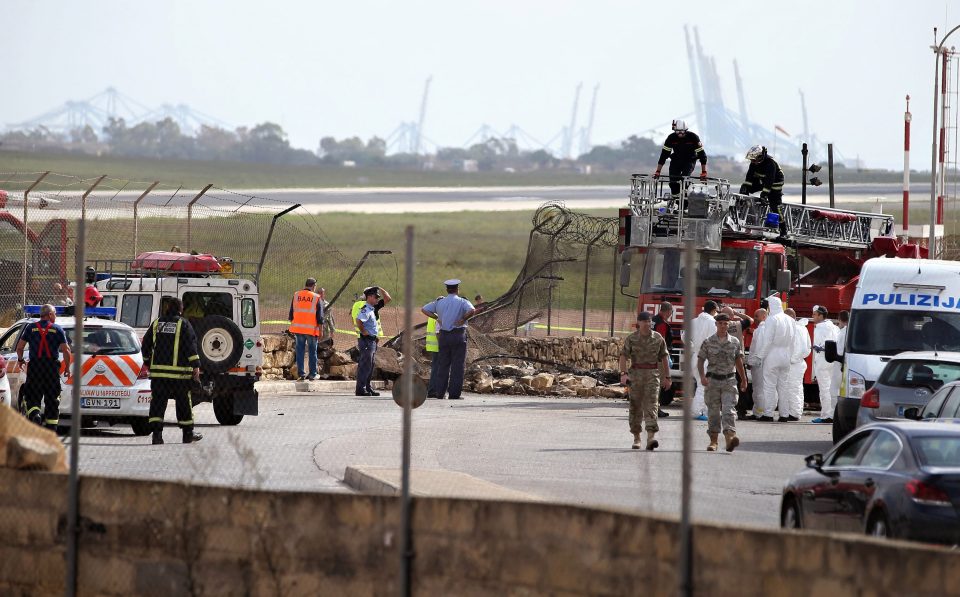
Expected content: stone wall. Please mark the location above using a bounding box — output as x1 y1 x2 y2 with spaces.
1 467 957 596
260 334 402 381
497 336 624 370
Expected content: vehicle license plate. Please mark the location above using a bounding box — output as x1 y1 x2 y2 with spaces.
80 397 120 409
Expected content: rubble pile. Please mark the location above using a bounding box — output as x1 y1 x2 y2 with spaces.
464 362 626 398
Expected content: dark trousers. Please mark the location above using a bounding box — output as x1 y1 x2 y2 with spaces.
426 352 441 396
148 379 195 430
435 328 467 399
668 161 695 199
24 362 62 426
356 336 378 394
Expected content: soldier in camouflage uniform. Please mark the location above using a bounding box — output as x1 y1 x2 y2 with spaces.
697 313 748 452
619 311 672 450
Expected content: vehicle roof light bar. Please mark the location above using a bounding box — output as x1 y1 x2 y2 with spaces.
23 305 118 317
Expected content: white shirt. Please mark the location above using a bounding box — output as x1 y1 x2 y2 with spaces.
690 311 717 355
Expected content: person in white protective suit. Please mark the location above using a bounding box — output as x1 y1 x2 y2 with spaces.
745 308 768 419
689 300 720 420
752 296 794 421
780 308 811 421
811 305 841 423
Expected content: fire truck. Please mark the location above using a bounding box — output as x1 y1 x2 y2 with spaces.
618 174 926 394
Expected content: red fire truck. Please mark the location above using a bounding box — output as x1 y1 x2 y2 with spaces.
617 174 925 393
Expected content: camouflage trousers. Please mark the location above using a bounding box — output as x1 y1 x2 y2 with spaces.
705 377 738 434
628 370 660 434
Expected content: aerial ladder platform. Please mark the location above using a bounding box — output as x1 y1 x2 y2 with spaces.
623 174 896 252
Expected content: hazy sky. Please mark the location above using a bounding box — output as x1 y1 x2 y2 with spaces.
4 0 957 169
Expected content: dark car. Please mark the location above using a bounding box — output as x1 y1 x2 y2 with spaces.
781 421 960 545
908 381 960 421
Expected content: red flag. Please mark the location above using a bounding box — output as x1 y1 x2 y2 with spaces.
775 125 791 137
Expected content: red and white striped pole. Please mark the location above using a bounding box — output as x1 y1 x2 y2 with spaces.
938 51 949 225
904 95 911 233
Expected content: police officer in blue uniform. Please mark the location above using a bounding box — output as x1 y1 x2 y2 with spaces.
355 286 381 397
16 304 72 432
421 279 476 400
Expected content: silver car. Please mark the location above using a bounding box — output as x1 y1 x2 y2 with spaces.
856 352 960 428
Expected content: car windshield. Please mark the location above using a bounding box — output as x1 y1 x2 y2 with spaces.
641 247 759 299
878 360 960 391
914 436 960 467
848 310 960 355
64 327 140 355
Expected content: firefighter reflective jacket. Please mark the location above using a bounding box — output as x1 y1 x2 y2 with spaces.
425 317 439 353
289 289 322 336
741 155 785 197
657 132 708 168
142 316 200 380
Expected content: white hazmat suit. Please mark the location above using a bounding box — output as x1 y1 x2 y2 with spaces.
747 319 768 416
689 310 718 417
754 297 795 418
780 317 811 419
813 318 841 419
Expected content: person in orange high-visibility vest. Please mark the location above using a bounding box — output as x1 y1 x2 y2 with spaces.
288 278 324 381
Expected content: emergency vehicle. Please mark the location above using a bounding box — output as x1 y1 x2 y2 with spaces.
90 251 263 425
0 306 154 434
827 258 960 442
618 174 926 393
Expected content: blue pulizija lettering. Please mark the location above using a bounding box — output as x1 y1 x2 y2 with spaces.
860 293 955 308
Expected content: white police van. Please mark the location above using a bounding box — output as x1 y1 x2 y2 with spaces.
829 257 960 442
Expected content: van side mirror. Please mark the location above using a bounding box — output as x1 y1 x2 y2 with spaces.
824 340 842 364
903 407 921 421
619 250 633 287
776 269 792 293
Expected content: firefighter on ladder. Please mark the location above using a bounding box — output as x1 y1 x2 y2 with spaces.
740 145 786 237
653 119 708 210
141 297 203 445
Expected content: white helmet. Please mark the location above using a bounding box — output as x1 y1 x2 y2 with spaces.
745 145 766 161
672 119 688 132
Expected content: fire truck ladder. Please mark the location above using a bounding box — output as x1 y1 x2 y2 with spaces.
627 174 895 251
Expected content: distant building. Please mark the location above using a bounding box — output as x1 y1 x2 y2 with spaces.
461 159 478 173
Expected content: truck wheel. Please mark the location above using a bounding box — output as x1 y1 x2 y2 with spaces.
130 417 152 436
194 315 244 374
213 394 243 426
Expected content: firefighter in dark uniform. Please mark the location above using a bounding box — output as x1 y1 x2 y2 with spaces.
740 145 786 236
16 304 71 432
654 119 708 208
141 297 203 445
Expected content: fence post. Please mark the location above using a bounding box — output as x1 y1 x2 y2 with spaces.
80 175 107 223
132 181 160 257
186 184 213 250
679 239 696 597
66 219 87 597
22 171 49 309
609 244 617 337
400 225 415 597
581 231 605 336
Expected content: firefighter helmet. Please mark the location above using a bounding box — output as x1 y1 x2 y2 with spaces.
672 119 689 132
745 145 766 162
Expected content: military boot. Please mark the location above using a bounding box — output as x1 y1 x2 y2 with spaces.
645 432 659 451
724 430 740 452
182 428 203 444
707 432 719 452
631 433 641 450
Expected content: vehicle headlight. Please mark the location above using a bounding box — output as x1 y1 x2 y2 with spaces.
847 369 866 399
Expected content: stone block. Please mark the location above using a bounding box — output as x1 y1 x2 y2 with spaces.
529 373 554 390
373 346 403 376
474 379 494 394
328 364 357 379
327 351 353 366
0 407 67 472
493 379 516 392
577 375 598 389
517 375 534 387
597 386 628 398
273 350 294 368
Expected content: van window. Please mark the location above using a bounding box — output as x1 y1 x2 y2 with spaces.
101 295 117 309
848 310 960 356
182 292 233 320
241 298 256 328
121 295 154 328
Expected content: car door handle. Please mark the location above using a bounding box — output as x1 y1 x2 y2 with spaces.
802 491 815 499
864 478 875 488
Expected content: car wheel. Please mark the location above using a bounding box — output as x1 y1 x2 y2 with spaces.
130 417 152 436
213 394 243 426
832 405 854 444
781 497 802 529
193 315 244 374
867 511 890 538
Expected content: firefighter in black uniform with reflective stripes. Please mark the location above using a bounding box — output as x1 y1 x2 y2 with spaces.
740 145 786 237
141 297 203 445
654 119 708 207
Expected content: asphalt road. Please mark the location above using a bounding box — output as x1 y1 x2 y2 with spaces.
72 393 833 528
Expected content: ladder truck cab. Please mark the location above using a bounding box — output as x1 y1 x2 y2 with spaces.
618 174 924 391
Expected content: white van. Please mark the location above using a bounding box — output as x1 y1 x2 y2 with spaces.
829 257 960 442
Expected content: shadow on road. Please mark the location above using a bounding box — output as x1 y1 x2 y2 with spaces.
736 439 832 456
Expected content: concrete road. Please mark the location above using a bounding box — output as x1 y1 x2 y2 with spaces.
73 393 833 528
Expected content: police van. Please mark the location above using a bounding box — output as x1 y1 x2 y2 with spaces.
90 251 263 426
827 257 960 442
